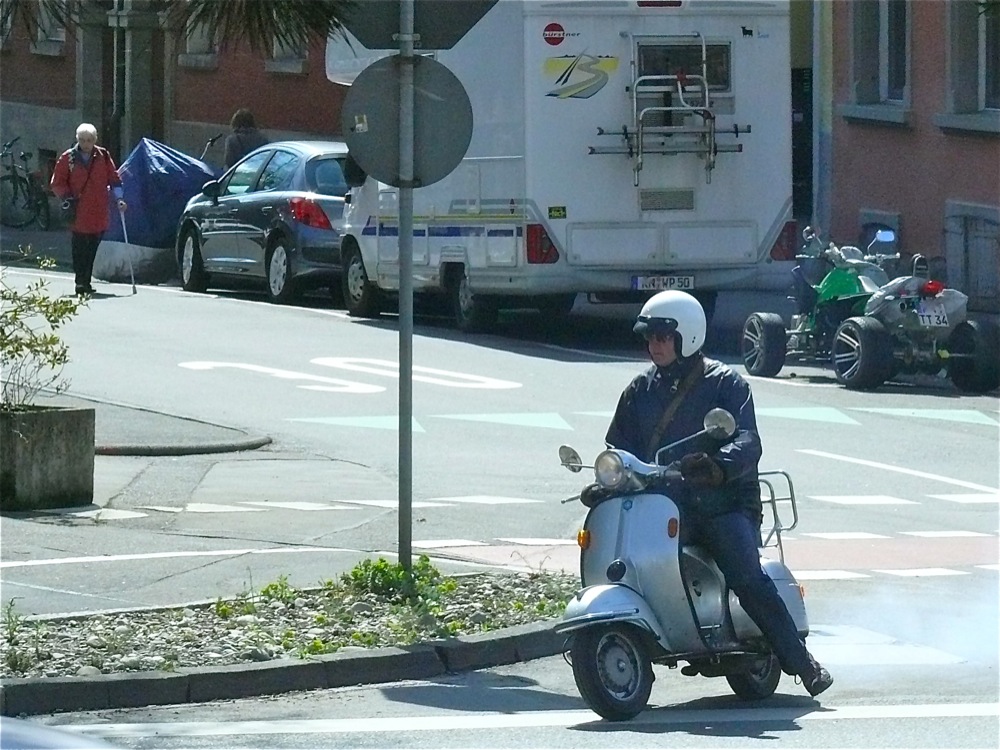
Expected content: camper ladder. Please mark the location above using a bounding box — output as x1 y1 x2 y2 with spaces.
590 32 751 186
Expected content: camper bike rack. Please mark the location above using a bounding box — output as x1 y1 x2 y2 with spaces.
589 32 750 186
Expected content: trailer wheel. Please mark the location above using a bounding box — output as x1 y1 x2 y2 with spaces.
831 316 892 390
342 242 382 318
947 320 1000 394
741 313 786 377
449 266 497 333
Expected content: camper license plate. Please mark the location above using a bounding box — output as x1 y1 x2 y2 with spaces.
917 301 949 327
632 275 694 291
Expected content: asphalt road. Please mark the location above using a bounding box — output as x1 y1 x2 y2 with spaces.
2 265 998 748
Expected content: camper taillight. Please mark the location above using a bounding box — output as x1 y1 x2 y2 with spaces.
769 221 800 261
526 224 560 264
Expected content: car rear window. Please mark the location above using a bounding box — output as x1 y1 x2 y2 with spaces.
306 157 349 197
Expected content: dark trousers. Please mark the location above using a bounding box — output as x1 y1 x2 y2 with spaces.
72 231 103 289
683 510 811 675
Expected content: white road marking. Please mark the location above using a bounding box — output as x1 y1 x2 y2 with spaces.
797 449 1000 493
792 570 870 580
425 495 544 505
0 547 352 570
69 702 998 739
311 357 522 389
874 568 971 577
929 493 1000 504
977 564 1000 571
340 499 453 509
900 530 992 538
810 495 918 505
178 362 384 394
802 532 891 540
413 539 487 548
38 508 148 520
239 501 361 511
497 538 577 546
184 503 266 513
745 373 837 388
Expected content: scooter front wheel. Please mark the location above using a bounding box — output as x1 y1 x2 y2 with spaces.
570 624 654 721
726 653 781 700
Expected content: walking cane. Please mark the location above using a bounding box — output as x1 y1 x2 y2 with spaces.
118 209 137 295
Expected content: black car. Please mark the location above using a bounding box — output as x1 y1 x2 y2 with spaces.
175 140 350 303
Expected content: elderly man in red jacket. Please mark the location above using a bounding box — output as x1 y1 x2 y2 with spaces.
50 123 127 295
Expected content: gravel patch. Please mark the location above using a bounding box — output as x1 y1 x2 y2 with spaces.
0 560 578 680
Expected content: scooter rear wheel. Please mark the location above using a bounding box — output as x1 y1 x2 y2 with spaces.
726 653 782 700
570 624 653 721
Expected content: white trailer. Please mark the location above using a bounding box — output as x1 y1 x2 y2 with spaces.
330 0 794 331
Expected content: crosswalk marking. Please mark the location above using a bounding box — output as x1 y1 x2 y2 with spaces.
977 564 1000 571
430 412 574 430
184 503 267 513
850 407 1000 426
413 539 486 548
900 530 991 538
810 495 918 505
39 508 147 520
757 406 860 424
497 538 578 546
240 501 359 511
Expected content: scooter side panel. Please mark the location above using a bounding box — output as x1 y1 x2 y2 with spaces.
580 493 704 653
729 558 809 639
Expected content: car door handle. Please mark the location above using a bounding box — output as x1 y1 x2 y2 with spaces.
228 208 239 214
260 206 273 214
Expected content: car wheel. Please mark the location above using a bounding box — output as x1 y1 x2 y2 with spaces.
342 242 382 317
266 238 298 304
741 313 786 377
831 316 892 390
449 266 497 333
180 229 208 293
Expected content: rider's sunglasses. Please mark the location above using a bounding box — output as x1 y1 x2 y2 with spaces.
643 332 673 344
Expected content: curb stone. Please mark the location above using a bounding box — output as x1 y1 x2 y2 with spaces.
0 621 563 717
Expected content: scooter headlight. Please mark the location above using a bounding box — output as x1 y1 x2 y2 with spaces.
594 450 627 490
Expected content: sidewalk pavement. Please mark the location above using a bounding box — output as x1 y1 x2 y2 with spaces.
0 391 568 717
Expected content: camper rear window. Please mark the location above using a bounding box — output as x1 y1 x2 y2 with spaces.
637 44 731 92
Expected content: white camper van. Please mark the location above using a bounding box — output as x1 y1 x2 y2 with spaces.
332 0 794 332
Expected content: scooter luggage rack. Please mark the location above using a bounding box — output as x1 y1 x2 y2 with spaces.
757 470 799 564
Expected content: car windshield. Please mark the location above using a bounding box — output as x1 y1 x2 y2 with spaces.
306 157 348 197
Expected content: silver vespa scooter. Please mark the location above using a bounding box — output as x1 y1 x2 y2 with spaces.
555 408 805 721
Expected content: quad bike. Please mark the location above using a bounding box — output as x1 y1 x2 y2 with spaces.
741 227 999 393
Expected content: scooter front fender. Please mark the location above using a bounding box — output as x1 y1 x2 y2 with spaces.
554 584 668 647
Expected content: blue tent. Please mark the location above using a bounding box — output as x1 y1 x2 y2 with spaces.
96 138 221 284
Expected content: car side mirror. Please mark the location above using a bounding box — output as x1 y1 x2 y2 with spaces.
202 180 221 202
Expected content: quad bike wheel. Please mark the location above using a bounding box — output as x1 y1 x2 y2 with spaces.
947 320 1000 394
741 313 787 377
570 625 654 722
831 316 893 390
726 653 782 700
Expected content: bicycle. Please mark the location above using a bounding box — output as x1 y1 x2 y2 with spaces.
0 136 51 230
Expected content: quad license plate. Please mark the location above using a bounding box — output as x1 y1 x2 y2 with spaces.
632 275 695 292
917 300 949 327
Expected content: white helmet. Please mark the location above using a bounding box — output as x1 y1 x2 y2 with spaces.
633 290 706 358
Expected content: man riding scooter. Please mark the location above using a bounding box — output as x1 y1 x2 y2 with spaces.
602 290 833 697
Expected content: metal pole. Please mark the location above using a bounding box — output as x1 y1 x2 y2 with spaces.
397 0 416 573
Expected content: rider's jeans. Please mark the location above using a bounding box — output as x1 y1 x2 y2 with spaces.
684 509 811 676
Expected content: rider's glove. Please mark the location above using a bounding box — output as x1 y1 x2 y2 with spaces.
679 452 725 488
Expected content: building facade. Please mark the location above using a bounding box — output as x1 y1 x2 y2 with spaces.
826 0 999 313
1 0 996 311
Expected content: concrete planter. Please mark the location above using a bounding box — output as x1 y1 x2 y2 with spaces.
0 406 95 511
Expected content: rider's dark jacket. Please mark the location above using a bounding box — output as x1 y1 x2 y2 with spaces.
605 354 763 520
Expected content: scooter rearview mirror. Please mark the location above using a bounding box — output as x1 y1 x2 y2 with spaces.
558 445 584 473
703 408 737 440
875 229 896 243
